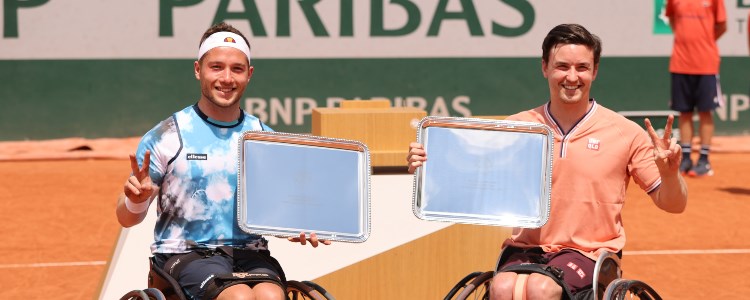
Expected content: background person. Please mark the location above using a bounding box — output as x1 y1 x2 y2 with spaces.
666 0 727 177
407 24 688 299
116 22 328 300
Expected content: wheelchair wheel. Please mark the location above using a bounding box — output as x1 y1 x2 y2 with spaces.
444 271 493 300
120 288 166 300
603 279 662 300
286 280 330 300
301 281 336 299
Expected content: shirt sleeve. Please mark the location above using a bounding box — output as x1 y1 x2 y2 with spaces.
715 0 726 23
627 129 661 194
135 117 180 187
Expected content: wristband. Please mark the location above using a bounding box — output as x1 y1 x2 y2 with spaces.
125 196 149 214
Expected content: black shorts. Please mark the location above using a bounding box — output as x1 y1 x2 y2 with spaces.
670 73 722 112
153 248 285 300
497 247 596 296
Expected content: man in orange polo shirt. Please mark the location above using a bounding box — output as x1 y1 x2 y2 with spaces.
666 0 727 177
407 24 688 299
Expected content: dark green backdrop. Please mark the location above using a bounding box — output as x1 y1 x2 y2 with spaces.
2 57 748 140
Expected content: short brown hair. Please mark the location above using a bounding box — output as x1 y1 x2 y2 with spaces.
542 24 602 65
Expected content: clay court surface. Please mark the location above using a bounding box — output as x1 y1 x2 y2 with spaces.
1 137 749 299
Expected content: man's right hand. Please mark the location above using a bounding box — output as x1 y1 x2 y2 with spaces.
124 150 153 205
406 142 427 174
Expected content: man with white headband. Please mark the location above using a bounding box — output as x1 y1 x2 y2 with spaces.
198 31 251 64
116 22 329 300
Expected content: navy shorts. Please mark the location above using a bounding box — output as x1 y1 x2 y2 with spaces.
153 249 285 300
497 247 596 295
670 73 722 112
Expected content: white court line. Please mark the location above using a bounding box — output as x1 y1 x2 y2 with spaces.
4 249 750 269
624 249 750 255
0 260 107 269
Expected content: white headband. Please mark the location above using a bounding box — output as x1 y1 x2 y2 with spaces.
198 32 251 62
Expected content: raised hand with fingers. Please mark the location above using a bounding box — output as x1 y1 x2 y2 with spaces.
287 232 332 248
124 150 154 208
644 116 681 174
644 115 687 213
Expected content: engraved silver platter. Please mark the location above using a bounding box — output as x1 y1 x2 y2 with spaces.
238 131 371 243
413 116 553 228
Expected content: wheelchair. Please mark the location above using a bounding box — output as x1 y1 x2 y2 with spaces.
444 249 661 300
119 257 335 300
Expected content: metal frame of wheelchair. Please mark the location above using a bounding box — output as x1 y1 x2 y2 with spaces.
118 257 335 300
444 250 662 300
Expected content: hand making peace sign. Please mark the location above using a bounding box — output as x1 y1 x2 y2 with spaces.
124 150 154 205
644 115 681 174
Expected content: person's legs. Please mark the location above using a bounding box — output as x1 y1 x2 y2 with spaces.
232 249 286 300
170 251 285 300
525 274 562 299
491 247 573 300
671 73 696 173
543 249 596 296
205 267 284 300
176 254 235 300
491 247 543 300
691 111 715 176
491 272 520 300
678 111 695 173
689 75 720 177
216 284 254 300
215 282 282 300
698 111 714 151
248 282 285 299
491 272 562 300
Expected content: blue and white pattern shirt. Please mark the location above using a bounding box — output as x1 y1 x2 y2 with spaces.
135 104 273 254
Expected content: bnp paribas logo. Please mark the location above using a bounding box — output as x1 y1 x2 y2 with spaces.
653 0 672 35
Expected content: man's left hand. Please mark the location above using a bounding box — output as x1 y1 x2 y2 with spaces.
645 115 681 173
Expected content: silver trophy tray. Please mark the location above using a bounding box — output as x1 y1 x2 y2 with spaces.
413 116 553 228
237 131 371 243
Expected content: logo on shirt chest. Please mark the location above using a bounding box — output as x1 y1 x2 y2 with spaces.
587 138 600 151
186 153 208 160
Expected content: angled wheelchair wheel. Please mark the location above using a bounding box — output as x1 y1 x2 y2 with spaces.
286 280 331 300
142 288 167 300
120 288 166 300
120 289 149 300
444 271 483 300
603 279 662 300
444 271 493 300
301 281 336 300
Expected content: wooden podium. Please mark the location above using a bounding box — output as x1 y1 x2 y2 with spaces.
312 100 426 168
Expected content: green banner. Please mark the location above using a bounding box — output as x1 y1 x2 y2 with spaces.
2 57 748 141
653 0 672 35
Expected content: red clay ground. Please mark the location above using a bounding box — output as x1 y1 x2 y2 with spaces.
0 138 748 299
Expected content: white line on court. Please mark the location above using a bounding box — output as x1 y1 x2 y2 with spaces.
0 261 107 269
624 249 750 255
3 249 750 269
